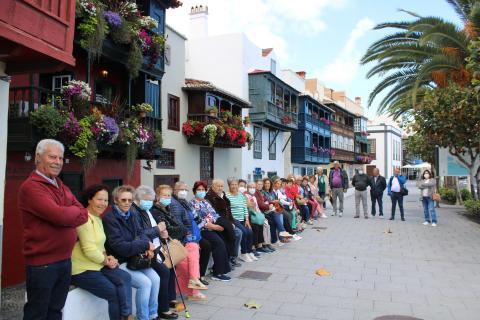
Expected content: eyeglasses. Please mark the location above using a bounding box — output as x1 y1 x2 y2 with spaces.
119 198 133 203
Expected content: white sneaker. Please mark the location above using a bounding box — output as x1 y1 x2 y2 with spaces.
292 234 302 241
321 214 328 219
431 223 437 227
423 221 430 226
239 253 253 262
248 253 258 261
379 215 385 219
273 241 284 247
331 212 336 216
339 212 343 217
279 231 293 238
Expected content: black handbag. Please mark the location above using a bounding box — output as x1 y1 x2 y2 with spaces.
401 186 409 196
127 253 151 270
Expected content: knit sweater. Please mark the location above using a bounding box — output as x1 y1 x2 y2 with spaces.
71 213 106 275
18 171 88 266
226 193 248 221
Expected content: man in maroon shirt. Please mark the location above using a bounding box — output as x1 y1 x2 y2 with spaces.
18 139 88 320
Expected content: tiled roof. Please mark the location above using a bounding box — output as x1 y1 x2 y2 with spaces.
184 79 251 107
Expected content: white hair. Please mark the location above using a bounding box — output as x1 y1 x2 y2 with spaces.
36 139 64 155
134 185 156 201
212 179 224 186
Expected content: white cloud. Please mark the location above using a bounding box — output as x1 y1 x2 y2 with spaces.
166 0 346 63
319 17 375 86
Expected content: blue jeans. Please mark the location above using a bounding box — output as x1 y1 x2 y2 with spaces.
71 267 132 319
265 212 278 243
299 205 310 221
233 225 243 256
371 193 384 216
233 219 253 254
119 263 159 320
422 196 437 223
24 259 71 320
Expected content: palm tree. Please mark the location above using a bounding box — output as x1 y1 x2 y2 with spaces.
361 0 480 117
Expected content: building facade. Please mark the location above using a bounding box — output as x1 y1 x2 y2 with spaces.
367 121 403 179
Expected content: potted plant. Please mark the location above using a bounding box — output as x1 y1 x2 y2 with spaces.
132 103 153 117
203 124 218 147
243 115 251 127
205 106 218 117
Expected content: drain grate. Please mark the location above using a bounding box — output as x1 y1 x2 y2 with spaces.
374 316 423 320
239 270 272 281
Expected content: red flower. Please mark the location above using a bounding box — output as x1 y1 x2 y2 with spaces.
182 121 194 137
237 130 247 145
225 127 238 142
194 122 205 134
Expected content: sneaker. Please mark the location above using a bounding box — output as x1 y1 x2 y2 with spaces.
331 212 336 216
274 240 285 246
279 231 293 238
199 277 209 286
252 250 261 257
230 258 241 267
339 212 343 217
389 217 394 220
431 223 437 227
354 215 360 219
211 274 231 282
292 234 302 241
423 221 430 226
256 247 271 254
187 292 208 301
379 215 384 219
364 216 369 219
188 279 208 290
239 253 253 262
401 217 405 221
248 252 259 261
265 244 276 252
307 220 314 225
321 214 328 218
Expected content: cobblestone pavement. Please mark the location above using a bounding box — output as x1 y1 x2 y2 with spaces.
2 182 480 320
181 182 480 320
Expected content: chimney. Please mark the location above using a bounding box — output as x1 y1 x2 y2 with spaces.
189 5 209 39
355 96 361 105
296 71 306 79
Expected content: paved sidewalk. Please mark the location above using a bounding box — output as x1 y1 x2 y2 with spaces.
181 182 480 320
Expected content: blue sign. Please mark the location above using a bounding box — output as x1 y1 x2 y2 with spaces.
254 167 262 175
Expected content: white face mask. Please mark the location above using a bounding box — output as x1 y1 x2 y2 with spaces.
424 174 430 179
358 170 364 175
248 188 256 195
238 187 247 193
177 190 188 199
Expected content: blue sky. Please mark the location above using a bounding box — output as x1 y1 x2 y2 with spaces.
167 0 461 119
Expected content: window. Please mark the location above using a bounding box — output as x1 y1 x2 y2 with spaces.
338 136 344 150
269 129 277 160
168 94 180 131
95 79 116 105
275 85 283 108
354 118 361 132
156 149 175 169
154 175 179 189
283 91 290 111
102 178 123 203
368 139 376 154
270 59 277 74
52 75 71 105
253 126 262 159
331 133 337 148
269 80 275 103
200 148 214 185
60 172 83 199
267 171 277 178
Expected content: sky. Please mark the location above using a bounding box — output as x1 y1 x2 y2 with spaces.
166 0 461 119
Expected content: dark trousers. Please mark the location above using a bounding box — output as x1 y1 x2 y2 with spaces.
265 212 278 244
71 267 132 319
390 192 405 218
371 193 384 216
299 205 310 222
251 223 265 246
201 230 231 275
199 238 211 277
282 210 295 234
234 220 253 254
215 216 236 258
24 259 71 320
319 191 326 208
150 259 173 313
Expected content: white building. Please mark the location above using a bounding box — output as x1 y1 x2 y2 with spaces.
185 5 294 181
367 116 403 179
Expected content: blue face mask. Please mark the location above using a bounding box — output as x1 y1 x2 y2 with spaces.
159 198 171 207
139 200 153 211
196 191 206 199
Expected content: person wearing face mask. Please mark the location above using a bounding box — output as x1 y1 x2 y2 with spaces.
191 181 231 282
352 168 371 219
244 182 273 255
169 182 208 300
417 170 438 226
131 185 178 320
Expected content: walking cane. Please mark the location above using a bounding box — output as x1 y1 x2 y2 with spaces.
163 239 191 318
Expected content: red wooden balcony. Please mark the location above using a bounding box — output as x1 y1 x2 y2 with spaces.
0 0 76 73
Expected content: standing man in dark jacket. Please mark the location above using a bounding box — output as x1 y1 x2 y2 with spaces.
352 169 370 219
19 139 88 320
328 161 349 217
370 168 387 218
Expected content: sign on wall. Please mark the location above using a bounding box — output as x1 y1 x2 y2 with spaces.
438 148 469 176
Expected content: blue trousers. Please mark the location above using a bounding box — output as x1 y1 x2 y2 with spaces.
422 196 438 223
265 212 278 243
71 267 132 319
24 259 71 320
233 219 253 254
390 192 405 218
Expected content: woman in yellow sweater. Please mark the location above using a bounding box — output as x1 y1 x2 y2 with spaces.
71 184 133 320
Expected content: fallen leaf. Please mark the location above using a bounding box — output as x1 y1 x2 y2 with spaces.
315 268 331 276
244 300 262 309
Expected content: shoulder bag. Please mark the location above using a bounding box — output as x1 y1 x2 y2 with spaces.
160 238 189 269
127 252 151 270
249 210 266 225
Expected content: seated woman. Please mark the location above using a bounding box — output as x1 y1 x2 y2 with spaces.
102 185 160 320
169 181 208 301
190 181 231 282
274 178 302 241
243 181 271 254
226 178 255 263
71 184 133 320
261 178 292 244
132 185 179 319
309 175 327 218
300 176 318 224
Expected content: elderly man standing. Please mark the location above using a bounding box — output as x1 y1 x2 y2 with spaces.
352 168 370 219
370 168 387 218
328 161 349 217
19 139 88 320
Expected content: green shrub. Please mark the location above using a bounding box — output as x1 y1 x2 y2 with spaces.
30 105 67 138
439 187 456 204
460 188 473 201
464 199 480 215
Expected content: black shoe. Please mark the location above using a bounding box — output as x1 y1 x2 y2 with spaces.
169 301 178 309
211 274 231 282
371 213 376 217
401 217 405 221
265 244 276 252
159 312 178 319
200 277 209 286
252 250 261 257
389 217 394 220
256 247 271 254
230 258 241 267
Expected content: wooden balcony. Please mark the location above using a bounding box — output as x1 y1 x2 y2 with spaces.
331 148 355 163
292 147 330 164
185 114 245 148
1 0 76 73
250 102 298 131
299 113 331 135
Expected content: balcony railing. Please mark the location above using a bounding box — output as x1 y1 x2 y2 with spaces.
9 85 57 119
266 101 298 129
185 114 246 148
